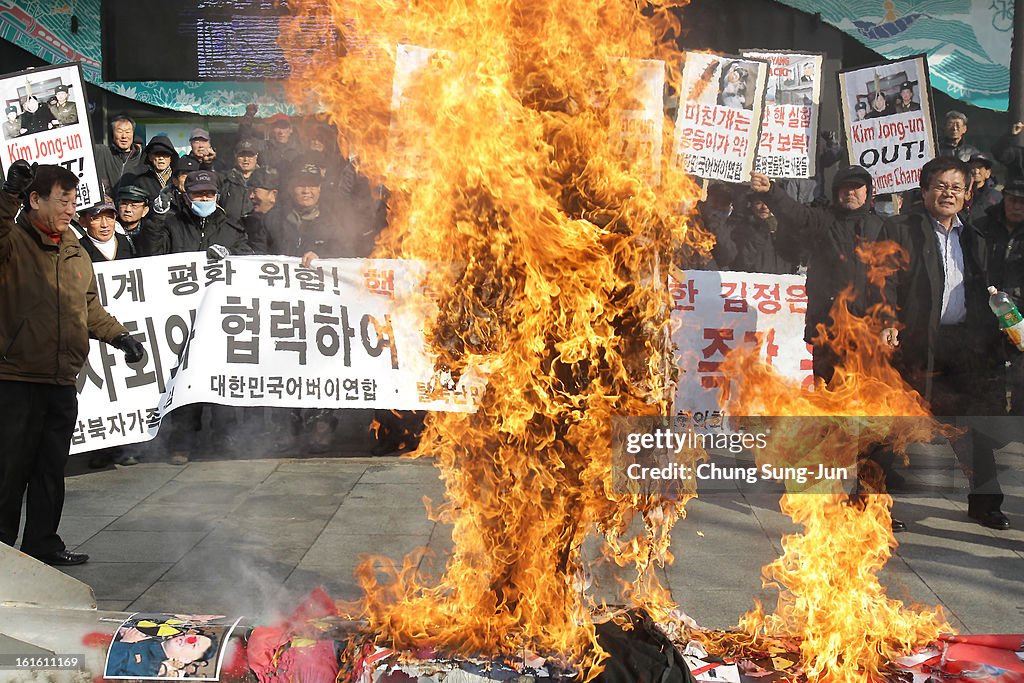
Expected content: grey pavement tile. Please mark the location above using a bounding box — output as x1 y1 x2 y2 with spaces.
671 588 779 631
667 551 770 598
167 460 280 483
61 562 173 602
107 503 237 532
359 462 443 485
232 493 345 520
324 505 436 536
198 517 329 550
341 483 444 510
299 533 429 570
255 471 362 497
96 600 132 611
76 530 206 563
143 480 258 506
163 544 305 583
57 515 117 547
62 489 150 517
65 464 181 491
274 458 373 474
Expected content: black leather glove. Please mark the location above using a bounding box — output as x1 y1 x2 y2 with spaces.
112 333 145 364
206 244 230 261
3 160 36 196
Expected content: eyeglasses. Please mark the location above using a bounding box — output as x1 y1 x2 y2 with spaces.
929 183 966 195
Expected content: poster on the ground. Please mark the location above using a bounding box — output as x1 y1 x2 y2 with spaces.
670 52 768 183
671 269 812 424
838 55 936 195
741 50 822 179
608 58 665 187
104 613 241 680
0 62 100 209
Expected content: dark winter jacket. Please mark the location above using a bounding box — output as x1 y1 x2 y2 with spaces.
148 203 253 256
0 191 127 385
992 132 1024 181
221 168 254 223
968 179 1003 224
716 206 798 275
93 143 146 199
762 166 885 343
261 201 343 258
976 201 1024 311
938 138 982 163
878 208 1000 388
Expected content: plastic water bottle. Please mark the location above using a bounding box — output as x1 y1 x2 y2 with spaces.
988 286 1024 351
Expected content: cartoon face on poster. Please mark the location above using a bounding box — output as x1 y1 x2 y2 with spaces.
839 55 936 195
671 52 768 183
742 50 822 179
104 613 241 680
0 62 100 208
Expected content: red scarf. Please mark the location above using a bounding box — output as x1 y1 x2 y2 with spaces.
30 217 61 245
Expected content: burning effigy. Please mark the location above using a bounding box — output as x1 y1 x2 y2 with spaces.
221 1 1016 682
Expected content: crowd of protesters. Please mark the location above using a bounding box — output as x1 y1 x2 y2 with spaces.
693 110 1024 532
4 94 1023 568
75 106 421 469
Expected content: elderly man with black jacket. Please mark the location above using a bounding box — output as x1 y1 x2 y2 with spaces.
750 166 883 384
0 162 143 566
148 170 252 465
879 157 1009 530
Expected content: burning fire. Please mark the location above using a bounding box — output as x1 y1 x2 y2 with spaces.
709 244 952 683
280 1 948 680
282 0 705 672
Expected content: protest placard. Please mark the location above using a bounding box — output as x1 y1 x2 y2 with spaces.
742 50 822 179
608 58 665 187
0 62 100 208
839 55 936 194
71 254 485 454
671 52 768 183
671 269 812 425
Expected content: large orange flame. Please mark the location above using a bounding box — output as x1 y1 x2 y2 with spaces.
707 243 952 683
282 0 707 673
280 3 949 680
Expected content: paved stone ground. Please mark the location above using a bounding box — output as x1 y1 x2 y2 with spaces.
37 413 1024 634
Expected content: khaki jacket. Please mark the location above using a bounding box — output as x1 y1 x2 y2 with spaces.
0 191 127 385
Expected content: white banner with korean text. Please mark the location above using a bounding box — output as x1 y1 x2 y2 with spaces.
0 62 101 209
671 269 812 425
71 254 484 454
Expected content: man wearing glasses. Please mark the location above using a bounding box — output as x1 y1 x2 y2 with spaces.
879 157 1009 530
0 162 144 566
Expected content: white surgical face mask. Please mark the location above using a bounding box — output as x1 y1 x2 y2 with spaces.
190 199 217 217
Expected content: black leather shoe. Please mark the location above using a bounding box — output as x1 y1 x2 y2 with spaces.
969 510 1011 530
33 550 89 566
891 518 907 533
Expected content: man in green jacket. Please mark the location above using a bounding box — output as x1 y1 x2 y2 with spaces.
0 162 144 566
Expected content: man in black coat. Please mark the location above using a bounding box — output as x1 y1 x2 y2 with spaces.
148 170 253 465
879 157 1009 530
147 170 252 256
975 177 1024 415
93 114 146 200
713 194 798 275
992 120 1024 182
751 166 883 383
937 111 981 162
